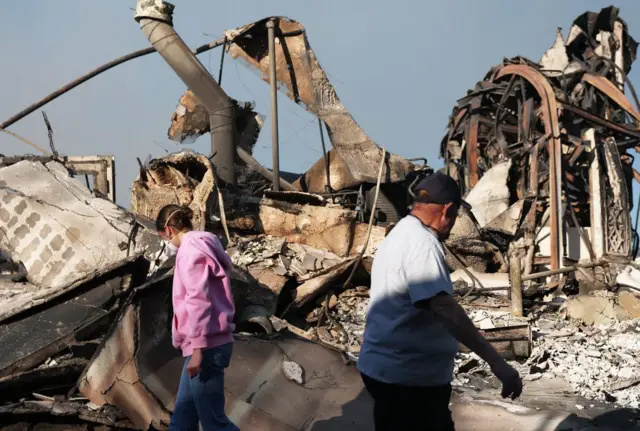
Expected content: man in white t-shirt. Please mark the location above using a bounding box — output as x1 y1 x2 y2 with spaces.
357 172 522 431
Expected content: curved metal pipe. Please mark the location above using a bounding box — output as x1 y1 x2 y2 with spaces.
136 1 236 185
494 64 563 271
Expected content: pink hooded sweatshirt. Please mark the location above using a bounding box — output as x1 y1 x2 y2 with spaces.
172 231 236 357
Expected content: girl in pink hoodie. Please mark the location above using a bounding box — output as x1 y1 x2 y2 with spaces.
156 204 239 431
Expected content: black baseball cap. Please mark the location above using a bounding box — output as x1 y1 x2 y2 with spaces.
413 171 472 210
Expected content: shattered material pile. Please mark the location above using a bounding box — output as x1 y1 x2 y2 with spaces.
4 4 640 430
529 319 640 407
452 293 640 409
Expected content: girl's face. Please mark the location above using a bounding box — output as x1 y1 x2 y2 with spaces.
159 225 180 246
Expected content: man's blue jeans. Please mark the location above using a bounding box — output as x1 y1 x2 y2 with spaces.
169 343 239 431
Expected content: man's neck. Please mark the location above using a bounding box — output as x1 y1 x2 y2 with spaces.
409 213 441 239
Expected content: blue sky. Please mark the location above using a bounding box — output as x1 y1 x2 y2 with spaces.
1 1 640 207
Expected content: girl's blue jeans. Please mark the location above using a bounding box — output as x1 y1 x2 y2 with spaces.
169 343 239 431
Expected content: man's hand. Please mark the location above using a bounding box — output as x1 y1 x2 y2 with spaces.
491 360 523 400
424 293 524 400
186 348 203 378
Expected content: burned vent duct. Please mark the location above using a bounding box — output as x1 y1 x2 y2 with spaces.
134 0 236 186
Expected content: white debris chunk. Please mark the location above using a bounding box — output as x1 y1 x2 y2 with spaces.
282 360 304 385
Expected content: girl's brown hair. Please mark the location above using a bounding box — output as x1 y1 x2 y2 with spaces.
155 204 194 232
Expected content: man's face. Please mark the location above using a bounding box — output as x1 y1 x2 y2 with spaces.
437 203 459 241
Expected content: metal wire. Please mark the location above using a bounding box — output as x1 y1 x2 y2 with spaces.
218 37 227 85
41 111 58 158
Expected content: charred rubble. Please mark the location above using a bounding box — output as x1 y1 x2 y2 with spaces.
3 3 640 430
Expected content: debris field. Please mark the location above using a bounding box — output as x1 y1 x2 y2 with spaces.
1 3 640 430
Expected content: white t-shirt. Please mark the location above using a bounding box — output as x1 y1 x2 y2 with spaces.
357 215 459 386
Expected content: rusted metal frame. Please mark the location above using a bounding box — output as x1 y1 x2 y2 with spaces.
492 75 518 159
451 108 469 133
477 117 519 135
522 98 535 143
518 98 535 201
495 65 563 271
522 121 542 276
557 102 640 139
524 137 547 277
591 55 640 112
493 74 518 136
582 73 640 124
518 78 527 140
455 82 508 105
465 99 481 189
443 108 469 158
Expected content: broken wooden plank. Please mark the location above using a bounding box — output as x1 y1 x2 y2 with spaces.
459 324 532 359
290 259 356 310
0 360 87 402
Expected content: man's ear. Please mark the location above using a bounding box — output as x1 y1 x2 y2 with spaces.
442 202 454 218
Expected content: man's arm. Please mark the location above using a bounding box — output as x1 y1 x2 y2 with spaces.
418 292 523 399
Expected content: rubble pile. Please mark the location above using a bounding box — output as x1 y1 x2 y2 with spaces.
528 319 640 407
229 236 345 277
2 3 640 430
452 293 640 409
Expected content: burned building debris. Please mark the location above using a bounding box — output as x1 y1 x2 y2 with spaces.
441 6 639 279
131 151 216 231
4 3 640 430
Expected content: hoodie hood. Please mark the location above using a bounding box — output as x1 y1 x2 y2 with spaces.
181 231 233 271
